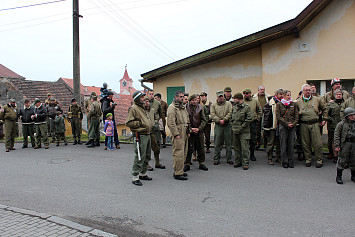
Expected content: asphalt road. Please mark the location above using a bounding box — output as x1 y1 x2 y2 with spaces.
0 143 354 237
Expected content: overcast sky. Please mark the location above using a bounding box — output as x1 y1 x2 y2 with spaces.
1 0 313 93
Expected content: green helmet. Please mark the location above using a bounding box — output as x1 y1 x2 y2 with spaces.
343 107 355 118
132 91 146 102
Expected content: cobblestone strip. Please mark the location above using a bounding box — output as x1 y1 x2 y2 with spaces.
0 205 117 237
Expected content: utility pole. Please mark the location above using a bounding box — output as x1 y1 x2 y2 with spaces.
73 0 82 104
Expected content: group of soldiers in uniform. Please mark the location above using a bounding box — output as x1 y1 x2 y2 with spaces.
126 78 355 186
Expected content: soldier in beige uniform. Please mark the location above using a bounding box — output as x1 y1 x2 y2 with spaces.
323 78 350 104
84 91 96 130
167 90 189 180
296 84 326 168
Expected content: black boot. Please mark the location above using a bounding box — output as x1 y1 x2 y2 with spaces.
87 140 95 148
77 139 83 145
336 169 343 184
250 149 256 161
85 140 93 146
351 170 355 182
56 142 59 146
73 140 77 145
95 139 100 146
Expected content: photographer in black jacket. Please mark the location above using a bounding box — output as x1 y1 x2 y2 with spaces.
18 99 36 148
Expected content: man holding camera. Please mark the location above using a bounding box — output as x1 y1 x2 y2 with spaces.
102 91 120 149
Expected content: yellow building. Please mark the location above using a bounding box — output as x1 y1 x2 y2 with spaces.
142 0 355 105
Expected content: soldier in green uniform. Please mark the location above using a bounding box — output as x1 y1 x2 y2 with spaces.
211 91 233 165
87 96 102 148
154 93 168 148
54 111 67 146
243 88 262 161
68 98 83 145
126 91 152 186
33 98 50 149
231 93 252 170
46 98 62 142
0 99 18 152
296 84 326 168
200 92 213 153
324 89 345 163
84 92 96 130
147 89 165 169
18 99 36 148
340 86 355 119
334 107 355 184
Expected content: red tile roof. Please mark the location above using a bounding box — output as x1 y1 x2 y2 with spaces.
0 64 25 79
85 86 101 97
112 96 133 124
58 77 91 97
8 78 73 114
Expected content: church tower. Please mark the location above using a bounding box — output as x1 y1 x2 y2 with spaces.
119 65 134 95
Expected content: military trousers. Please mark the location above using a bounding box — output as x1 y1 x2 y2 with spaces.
279 126 295 165
49 118 56 140
299 123 323 165
327 130 335 157
214 124 232 162
204 123 212 148
161 117 167 145
131 134 151 180
22 123 35 147
250 121 258 151
88 118 100 141
35 123 49 147
4 119 16 149
172 134 188 176
336 142 355 171
233 133 250 166
265 129 281 160
71 118 82 140
150 133 161 165
186 133 205 165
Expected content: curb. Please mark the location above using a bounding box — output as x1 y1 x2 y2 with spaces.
0 204 117 237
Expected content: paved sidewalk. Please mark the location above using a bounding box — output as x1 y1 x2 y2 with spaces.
0 205 116 237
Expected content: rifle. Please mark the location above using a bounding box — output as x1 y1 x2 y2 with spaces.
135 132 141 161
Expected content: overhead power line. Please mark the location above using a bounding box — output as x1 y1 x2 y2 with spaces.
0 0 66 12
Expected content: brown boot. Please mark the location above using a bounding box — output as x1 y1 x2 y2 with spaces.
268 159 274 165
275 156 281 163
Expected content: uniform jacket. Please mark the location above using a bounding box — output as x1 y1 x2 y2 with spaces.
147 107 159 133
160 100 168 118
210 100 232 124
18 106 35 124
84 97 92 114
253 93 271 109
125 102 151 135
341 96 355 120
89 101 102 119
334 119 354 148
276 101 299 128
149 99 162 120
54 116 66 134
323 89 350 104
34 104 47 124
201 101 212 123
231 102 252 135
1 104 17 121
186 103 206 135
324 100 345 131
104 120 114 136
68 104 83 120
47 103 62 119
263 97 280 130
244 97 262 122
296 96 325 122
167 99 189 137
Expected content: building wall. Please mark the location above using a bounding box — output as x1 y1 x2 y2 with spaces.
262 0 355 97
116 124 131 137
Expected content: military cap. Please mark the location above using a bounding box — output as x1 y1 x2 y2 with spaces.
71 98 77 103
92 96 98 101
108 91 114 96
233 93 243 100
106 113 113 118
57 110 62 114
47 93 52 96
34 98 41 104
224 87 232 92
243 88 252 94
50 98 56 101
184 92 189 97
188 94 197 101
91 91 97 96
200 92 208 96
9 99 16 103
216 91 224 97
24 99 30 103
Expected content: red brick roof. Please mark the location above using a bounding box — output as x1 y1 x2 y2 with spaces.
0 64 25 79
112 95 133 124
58 77 91 97
8 78 73 114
